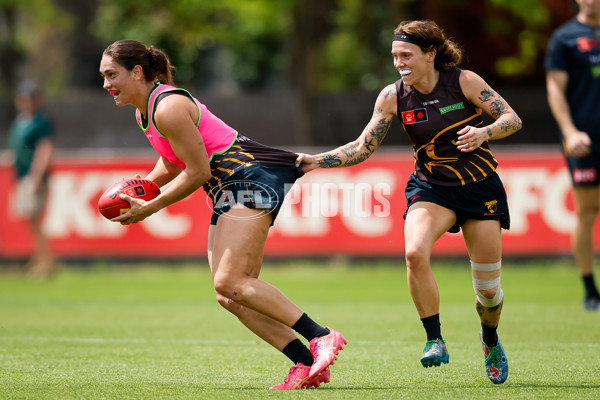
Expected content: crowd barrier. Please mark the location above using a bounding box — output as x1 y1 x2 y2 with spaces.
0 149 586 258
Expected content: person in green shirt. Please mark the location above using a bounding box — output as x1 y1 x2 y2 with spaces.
6 80 55 277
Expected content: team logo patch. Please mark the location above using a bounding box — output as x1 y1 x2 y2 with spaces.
577 37 597 52
573 168 597 183
439 102 464 115
402 108 428 124
485 199 498 214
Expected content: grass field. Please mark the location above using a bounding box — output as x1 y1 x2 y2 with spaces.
1 258 599 399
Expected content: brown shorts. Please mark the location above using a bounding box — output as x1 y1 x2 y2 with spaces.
14 176 48 218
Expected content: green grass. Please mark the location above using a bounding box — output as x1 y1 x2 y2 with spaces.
1 258 599 399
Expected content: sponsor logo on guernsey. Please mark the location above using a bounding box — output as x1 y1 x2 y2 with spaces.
439 102 464 115
401 108 428 124
485 199 498 214
577 37 597 52
573 168 597 183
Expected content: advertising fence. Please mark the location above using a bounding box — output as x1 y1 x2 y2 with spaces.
0 149 586 258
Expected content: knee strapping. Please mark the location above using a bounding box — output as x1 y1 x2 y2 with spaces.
471 260 503 307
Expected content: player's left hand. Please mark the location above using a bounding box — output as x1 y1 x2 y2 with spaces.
111 194 151 225
456 125 487 152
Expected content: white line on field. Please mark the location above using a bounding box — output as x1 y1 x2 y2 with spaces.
0 336 256 345
0 336 598 348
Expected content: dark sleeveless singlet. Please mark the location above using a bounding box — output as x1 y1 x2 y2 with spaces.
395 67 498 186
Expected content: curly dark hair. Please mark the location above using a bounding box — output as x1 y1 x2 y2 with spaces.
394 20 463 71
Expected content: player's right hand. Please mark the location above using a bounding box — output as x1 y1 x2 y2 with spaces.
565 131 592 158
295 153 319 173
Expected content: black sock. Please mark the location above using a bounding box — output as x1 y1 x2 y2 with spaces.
481 323 498 347
282 338 314 366
582 274 600 299
421 314 442 341
291 313 330 342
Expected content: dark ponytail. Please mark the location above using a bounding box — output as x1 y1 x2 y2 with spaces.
103 40 175 85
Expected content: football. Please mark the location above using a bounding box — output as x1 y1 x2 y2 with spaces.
98 178 160 220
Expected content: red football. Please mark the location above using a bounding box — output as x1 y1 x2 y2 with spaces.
98 178 160 220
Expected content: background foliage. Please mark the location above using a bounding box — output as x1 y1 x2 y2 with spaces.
0 0 576 144
1 0 566 92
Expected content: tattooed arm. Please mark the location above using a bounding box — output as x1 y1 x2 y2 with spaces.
455 70 522 153
296 84 397 172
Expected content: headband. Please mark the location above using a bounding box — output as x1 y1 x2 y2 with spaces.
393 33 433 48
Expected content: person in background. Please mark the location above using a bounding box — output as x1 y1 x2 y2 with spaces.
296 20 522 384
99 39 346 390
5 80 55 277
545 0 600 311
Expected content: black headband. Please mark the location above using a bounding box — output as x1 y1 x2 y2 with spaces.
393 33 433 48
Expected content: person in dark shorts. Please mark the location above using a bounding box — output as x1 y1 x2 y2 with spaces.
297 20 521 384
545 0 600 311
99 39 346 390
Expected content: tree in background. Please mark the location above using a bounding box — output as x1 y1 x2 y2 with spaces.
0 0 575 145
0 0 73 125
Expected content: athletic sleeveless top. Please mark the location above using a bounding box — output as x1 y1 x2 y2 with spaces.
395 67 498 186
135 83 237 169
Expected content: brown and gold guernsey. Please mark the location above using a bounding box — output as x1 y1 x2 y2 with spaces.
395 67 498 186
203 134 299 200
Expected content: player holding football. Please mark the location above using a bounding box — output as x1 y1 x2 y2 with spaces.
99 40 346 390
296 20 522 384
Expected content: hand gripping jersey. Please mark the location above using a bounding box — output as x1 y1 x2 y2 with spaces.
395 67 498 186
135 83 238 169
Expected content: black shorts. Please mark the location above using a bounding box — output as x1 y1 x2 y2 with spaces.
404 172 510 233
565 151 600 186
206 163 303 226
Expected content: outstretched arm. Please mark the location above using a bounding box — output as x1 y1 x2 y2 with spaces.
455 70 522 152
297 84 397 172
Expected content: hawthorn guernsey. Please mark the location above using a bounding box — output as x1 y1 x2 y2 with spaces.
97 178 160 219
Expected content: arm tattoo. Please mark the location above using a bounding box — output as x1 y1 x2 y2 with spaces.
381 87 396 98
341 143 357 158
320 112 392 168
344 153 370 167
478 88 494 103
373 117 391 144
486 127 492 139
319 154 342 168
494 115 522 133
363 137 375 152
489 99 506 119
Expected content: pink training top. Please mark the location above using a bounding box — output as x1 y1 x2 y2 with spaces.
135 84 238 169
